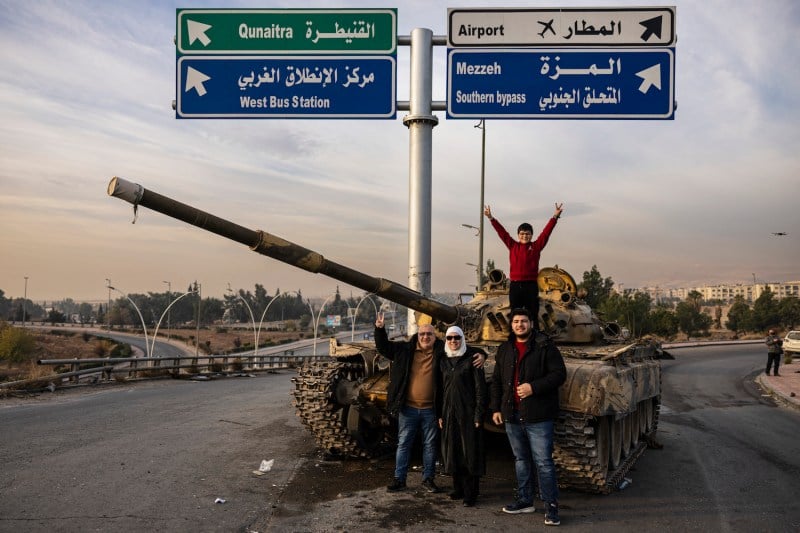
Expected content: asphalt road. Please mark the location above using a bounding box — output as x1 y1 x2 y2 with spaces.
1 343 799 532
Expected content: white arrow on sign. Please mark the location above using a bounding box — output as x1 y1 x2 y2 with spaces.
187 20 212 47
185 67 211 96
635 64 661 94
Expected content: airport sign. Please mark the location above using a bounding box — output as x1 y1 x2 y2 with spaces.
448 7 675 47
447 48 675 119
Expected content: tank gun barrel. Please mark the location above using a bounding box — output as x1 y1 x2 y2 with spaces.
107 177 459 323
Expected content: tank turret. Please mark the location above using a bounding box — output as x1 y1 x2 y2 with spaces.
108 176 665 493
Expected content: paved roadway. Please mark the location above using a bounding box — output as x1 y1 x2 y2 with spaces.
1 343 799 532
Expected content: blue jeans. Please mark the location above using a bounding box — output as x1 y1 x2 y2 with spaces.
505 413 559 504
395 405 438 481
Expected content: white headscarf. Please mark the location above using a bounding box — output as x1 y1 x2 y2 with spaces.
444 326 467 358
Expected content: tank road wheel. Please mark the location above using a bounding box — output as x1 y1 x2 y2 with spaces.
638 401 649 436
642 398 654 433
593 416 610 481
629 409 640 447
609 416 623 470
651 395 661 433
620 416 632 457
345 404 386 453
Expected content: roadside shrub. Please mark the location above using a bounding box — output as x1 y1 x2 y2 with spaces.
0 324 36 363
109 343 132 358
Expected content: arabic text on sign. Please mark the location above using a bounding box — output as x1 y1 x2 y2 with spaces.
238 65 376 90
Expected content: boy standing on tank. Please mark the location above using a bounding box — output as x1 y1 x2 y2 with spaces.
490 307 566 526
484 203 563 331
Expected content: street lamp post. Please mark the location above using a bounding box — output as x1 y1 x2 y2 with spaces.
193 281 201 357
310 293 337 356
107 284 151 358
466 263 480 291
162 281 171 341
254 291 311 361
462 224 482 290
105 278 111 331
226 285 257 358
22 276 28 327
350 294 379 341
150 289 198 361
475 119 486 290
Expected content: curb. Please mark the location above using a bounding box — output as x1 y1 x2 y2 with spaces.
755 374 800 412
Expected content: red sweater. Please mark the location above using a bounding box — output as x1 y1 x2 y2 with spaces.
490 216 558 281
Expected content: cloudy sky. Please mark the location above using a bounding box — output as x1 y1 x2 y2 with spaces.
1 0 798 303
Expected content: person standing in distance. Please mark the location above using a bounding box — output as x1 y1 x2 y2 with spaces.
765 329 783 376
375 313 484 493
490 307 566 526
484 203 563 330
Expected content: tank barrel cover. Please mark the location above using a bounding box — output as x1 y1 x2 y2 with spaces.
106 177 459 323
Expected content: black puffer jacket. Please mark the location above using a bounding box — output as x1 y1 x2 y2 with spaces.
489 332 566 423
374 326 445 416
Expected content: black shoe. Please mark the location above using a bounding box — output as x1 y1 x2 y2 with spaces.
448 490 465 500
421 478 441 493
544 502 560 526
387 478 406 492
774 373 781 376
502 500 535 514
463 499 476 507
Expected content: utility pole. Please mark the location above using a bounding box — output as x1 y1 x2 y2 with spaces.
105 278 111 331
194 281 201 357
163 280 171 341
22 276 28 327
475 119 486 289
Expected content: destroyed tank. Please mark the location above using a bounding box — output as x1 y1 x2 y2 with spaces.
108 176 667 494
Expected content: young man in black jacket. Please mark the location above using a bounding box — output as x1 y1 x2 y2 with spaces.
490 308 566 526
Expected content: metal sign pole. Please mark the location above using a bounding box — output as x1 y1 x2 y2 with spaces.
402 28 438 335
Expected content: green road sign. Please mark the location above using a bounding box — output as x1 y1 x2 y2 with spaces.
177 9 397 55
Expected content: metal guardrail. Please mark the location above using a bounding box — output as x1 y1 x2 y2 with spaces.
1 352 331 391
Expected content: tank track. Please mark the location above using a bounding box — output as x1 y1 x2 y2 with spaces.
291 358 371 458
554 400 660 493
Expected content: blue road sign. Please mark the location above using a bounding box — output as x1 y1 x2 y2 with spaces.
447 48 674 119
176 56 396 118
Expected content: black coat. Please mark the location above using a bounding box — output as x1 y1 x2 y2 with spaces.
437 346 487 476
374 326 444 416
489 332 566 423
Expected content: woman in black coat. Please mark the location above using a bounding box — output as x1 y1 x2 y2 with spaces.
437 325 487 507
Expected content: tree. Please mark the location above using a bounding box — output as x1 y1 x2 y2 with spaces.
649 303 679 338
78 303 94 325
48 309 67 325
0 289 11 319
578 265 614 309
725 296 751 334
598 292 652 337
751 288 781 331
675 291 712 337
779 296 800 329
